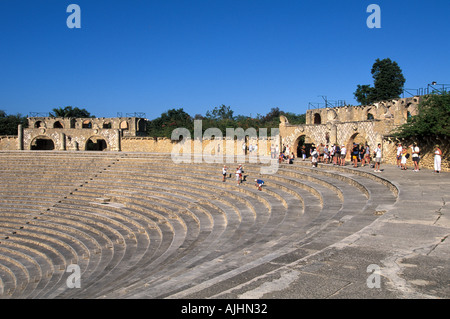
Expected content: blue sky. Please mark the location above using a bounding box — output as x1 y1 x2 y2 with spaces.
0 0 449 120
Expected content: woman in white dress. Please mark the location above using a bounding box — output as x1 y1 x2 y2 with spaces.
434 145 442 173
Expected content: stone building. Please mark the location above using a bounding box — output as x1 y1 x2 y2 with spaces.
19 117 147 151
279 96 421 159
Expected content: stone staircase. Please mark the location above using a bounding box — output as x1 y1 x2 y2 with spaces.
0 151 398 298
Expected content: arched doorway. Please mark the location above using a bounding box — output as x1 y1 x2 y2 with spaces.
346 133 367 161
86 137 108 151
31 136 55 150
313 113 322 124
293 134 314 159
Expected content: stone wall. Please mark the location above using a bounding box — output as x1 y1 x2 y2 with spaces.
23 127 121 151
27 117 147 137
121 137 276 157
306 96 420 125
0 136 18 151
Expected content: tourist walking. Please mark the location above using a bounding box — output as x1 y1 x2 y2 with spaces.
410 143 420 172
396 143 403 168
352 143 359 167
362 143 370 167
334 144 340 165
301 145 306 161
318 143 324 163
374 143 382 172
324 145 329 164
235 167 242 186
340 144 346 166
434 145 442 173
311 148 318 167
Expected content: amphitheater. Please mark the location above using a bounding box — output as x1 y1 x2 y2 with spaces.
0 149 448 300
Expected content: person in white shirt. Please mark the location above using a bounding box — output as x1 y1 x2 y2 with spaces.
410 143 420 172
340 145 347 166
434 145 442 173
222 166 227 182
235 167 242 186
396 143 402 168
374 143 382 172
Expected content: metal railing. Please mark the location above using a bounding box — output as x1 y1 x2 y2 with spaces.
308 82 449 110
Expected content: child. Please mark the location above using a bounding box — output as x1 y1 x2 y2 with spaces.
255 179 264 191
400 148 408 170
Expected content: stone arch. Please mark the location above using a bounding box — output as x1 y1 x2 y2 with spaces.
34 121 45 129
85 136 108 151
137 119 146 132
313 113 322 125
82 120 92 129
120 121 129 130
53 121 64 129
345 132 367 161
30 136 55 150
293 133 314 159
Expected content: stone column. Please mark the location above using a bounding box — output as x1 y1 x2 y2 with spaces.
116 129 121 151
60 133 66 151
17 124 24 150
330 124 337 145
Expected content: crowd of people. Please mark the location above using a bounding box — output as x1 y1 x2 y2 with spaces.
221 141 444 191
395 143 442 173
296 142 443 174
300 142 383 172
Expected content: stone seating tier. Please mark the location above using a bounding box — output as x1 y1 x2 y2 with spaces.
0 151 398 298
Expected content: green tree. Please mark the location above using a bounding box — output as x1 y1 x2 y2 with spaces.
146 108 193 138
50 106 94 118
0 110 28 135
354 58 406 105
354 84 376 106
205 104 234 121
282 111 306 125
393 92 450 139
